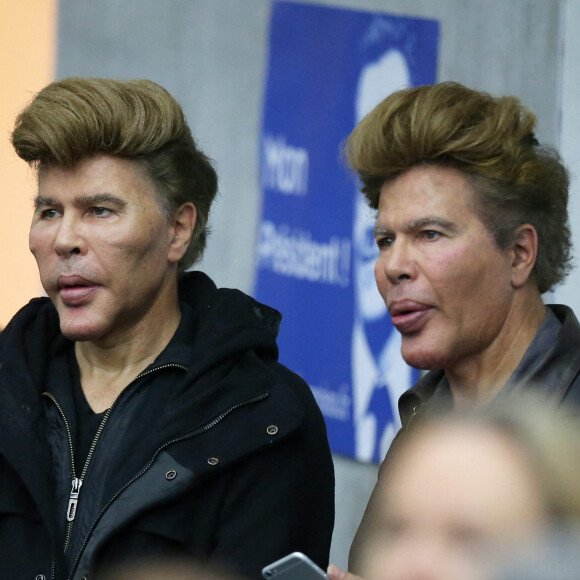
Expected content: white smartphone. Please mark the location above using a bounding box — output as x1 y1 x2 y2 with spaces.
262 552 327 580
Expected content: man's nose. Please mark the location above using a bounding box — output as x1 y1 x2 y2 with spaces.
54 215 85 256
379 239 416 285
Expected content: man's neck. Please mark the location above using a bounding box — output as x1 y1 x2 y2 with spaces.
74 299 182 413
446 292 546 410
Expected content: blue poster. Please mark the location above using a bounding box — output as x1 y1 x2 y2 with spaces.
255 1 439 462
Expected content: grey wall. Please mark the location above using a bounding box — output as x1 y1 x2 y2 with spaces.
56 0 562 570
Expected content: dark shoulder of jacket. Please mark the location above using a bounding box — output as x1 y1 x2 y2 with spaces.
1 296 56 342
549 304 580 335
0 297 61 385
270 358 323 420
548 304 580 406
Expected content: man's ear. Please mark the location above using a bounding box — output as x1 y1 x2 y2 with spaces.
511 224 538 288
168 202 197 264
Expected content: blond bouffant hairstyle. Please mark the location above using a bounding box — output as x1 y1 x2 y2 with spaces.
346 81 572 293
11 77 218 271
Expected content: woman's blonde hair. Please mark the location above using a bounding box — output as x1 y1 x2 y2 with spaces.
399 393 580 524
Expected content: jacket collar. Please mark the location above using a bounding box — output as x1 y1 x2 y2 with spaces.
398 304 580 428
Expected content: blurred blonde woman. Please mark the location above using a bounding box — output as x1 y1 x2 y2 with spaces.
329 394 580 580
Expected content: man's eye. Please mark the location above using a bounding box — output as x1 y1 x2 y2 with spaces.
90 207 113 217
376 236 394 249
40 208 60 219
422 230 441 240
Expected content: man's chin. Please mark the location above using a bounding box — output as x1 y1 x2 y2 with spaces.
59 321 105 343
401 342 445 371
55 303 105 342
60 330 99 343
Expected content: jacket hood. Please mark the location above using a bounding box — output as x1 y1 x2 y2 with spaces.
172 271 282 376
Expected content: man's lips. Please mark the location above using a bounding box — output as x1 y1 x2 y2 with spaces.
57 275 100 306
388 300 433 334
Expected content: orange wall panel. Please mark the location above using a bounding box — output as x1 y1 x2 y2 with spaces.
0 0 58 327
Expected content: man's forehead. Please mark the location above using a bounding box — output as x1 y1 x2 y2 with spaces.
378 165 474 202
37 156 157 199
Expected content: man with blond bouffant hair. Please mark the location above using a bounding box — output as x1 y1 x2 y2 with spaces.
0 77 334 580
326 81 580 580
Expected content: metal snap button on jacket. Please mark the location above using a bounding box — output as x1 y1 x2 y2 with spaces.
165 470 177 480
207 457 219 466
266 425 279 435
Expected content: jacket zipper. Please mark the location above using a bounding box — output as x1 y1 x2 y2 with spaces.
42 392 77 554
67 391 269 580
42 363 187 556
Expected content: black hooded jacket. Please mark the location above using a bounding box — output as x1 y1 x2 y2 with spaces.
0 271 335 580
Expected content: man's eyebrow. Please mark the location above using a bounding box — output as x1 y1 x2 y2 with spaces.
373 225 392 237
74 193 127 208
405 217 458 231
33 193 127 209
374 217 459 236
33 195 54 208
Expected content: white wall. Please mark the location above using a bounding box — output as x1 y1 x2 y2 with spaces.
555 0 580 310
